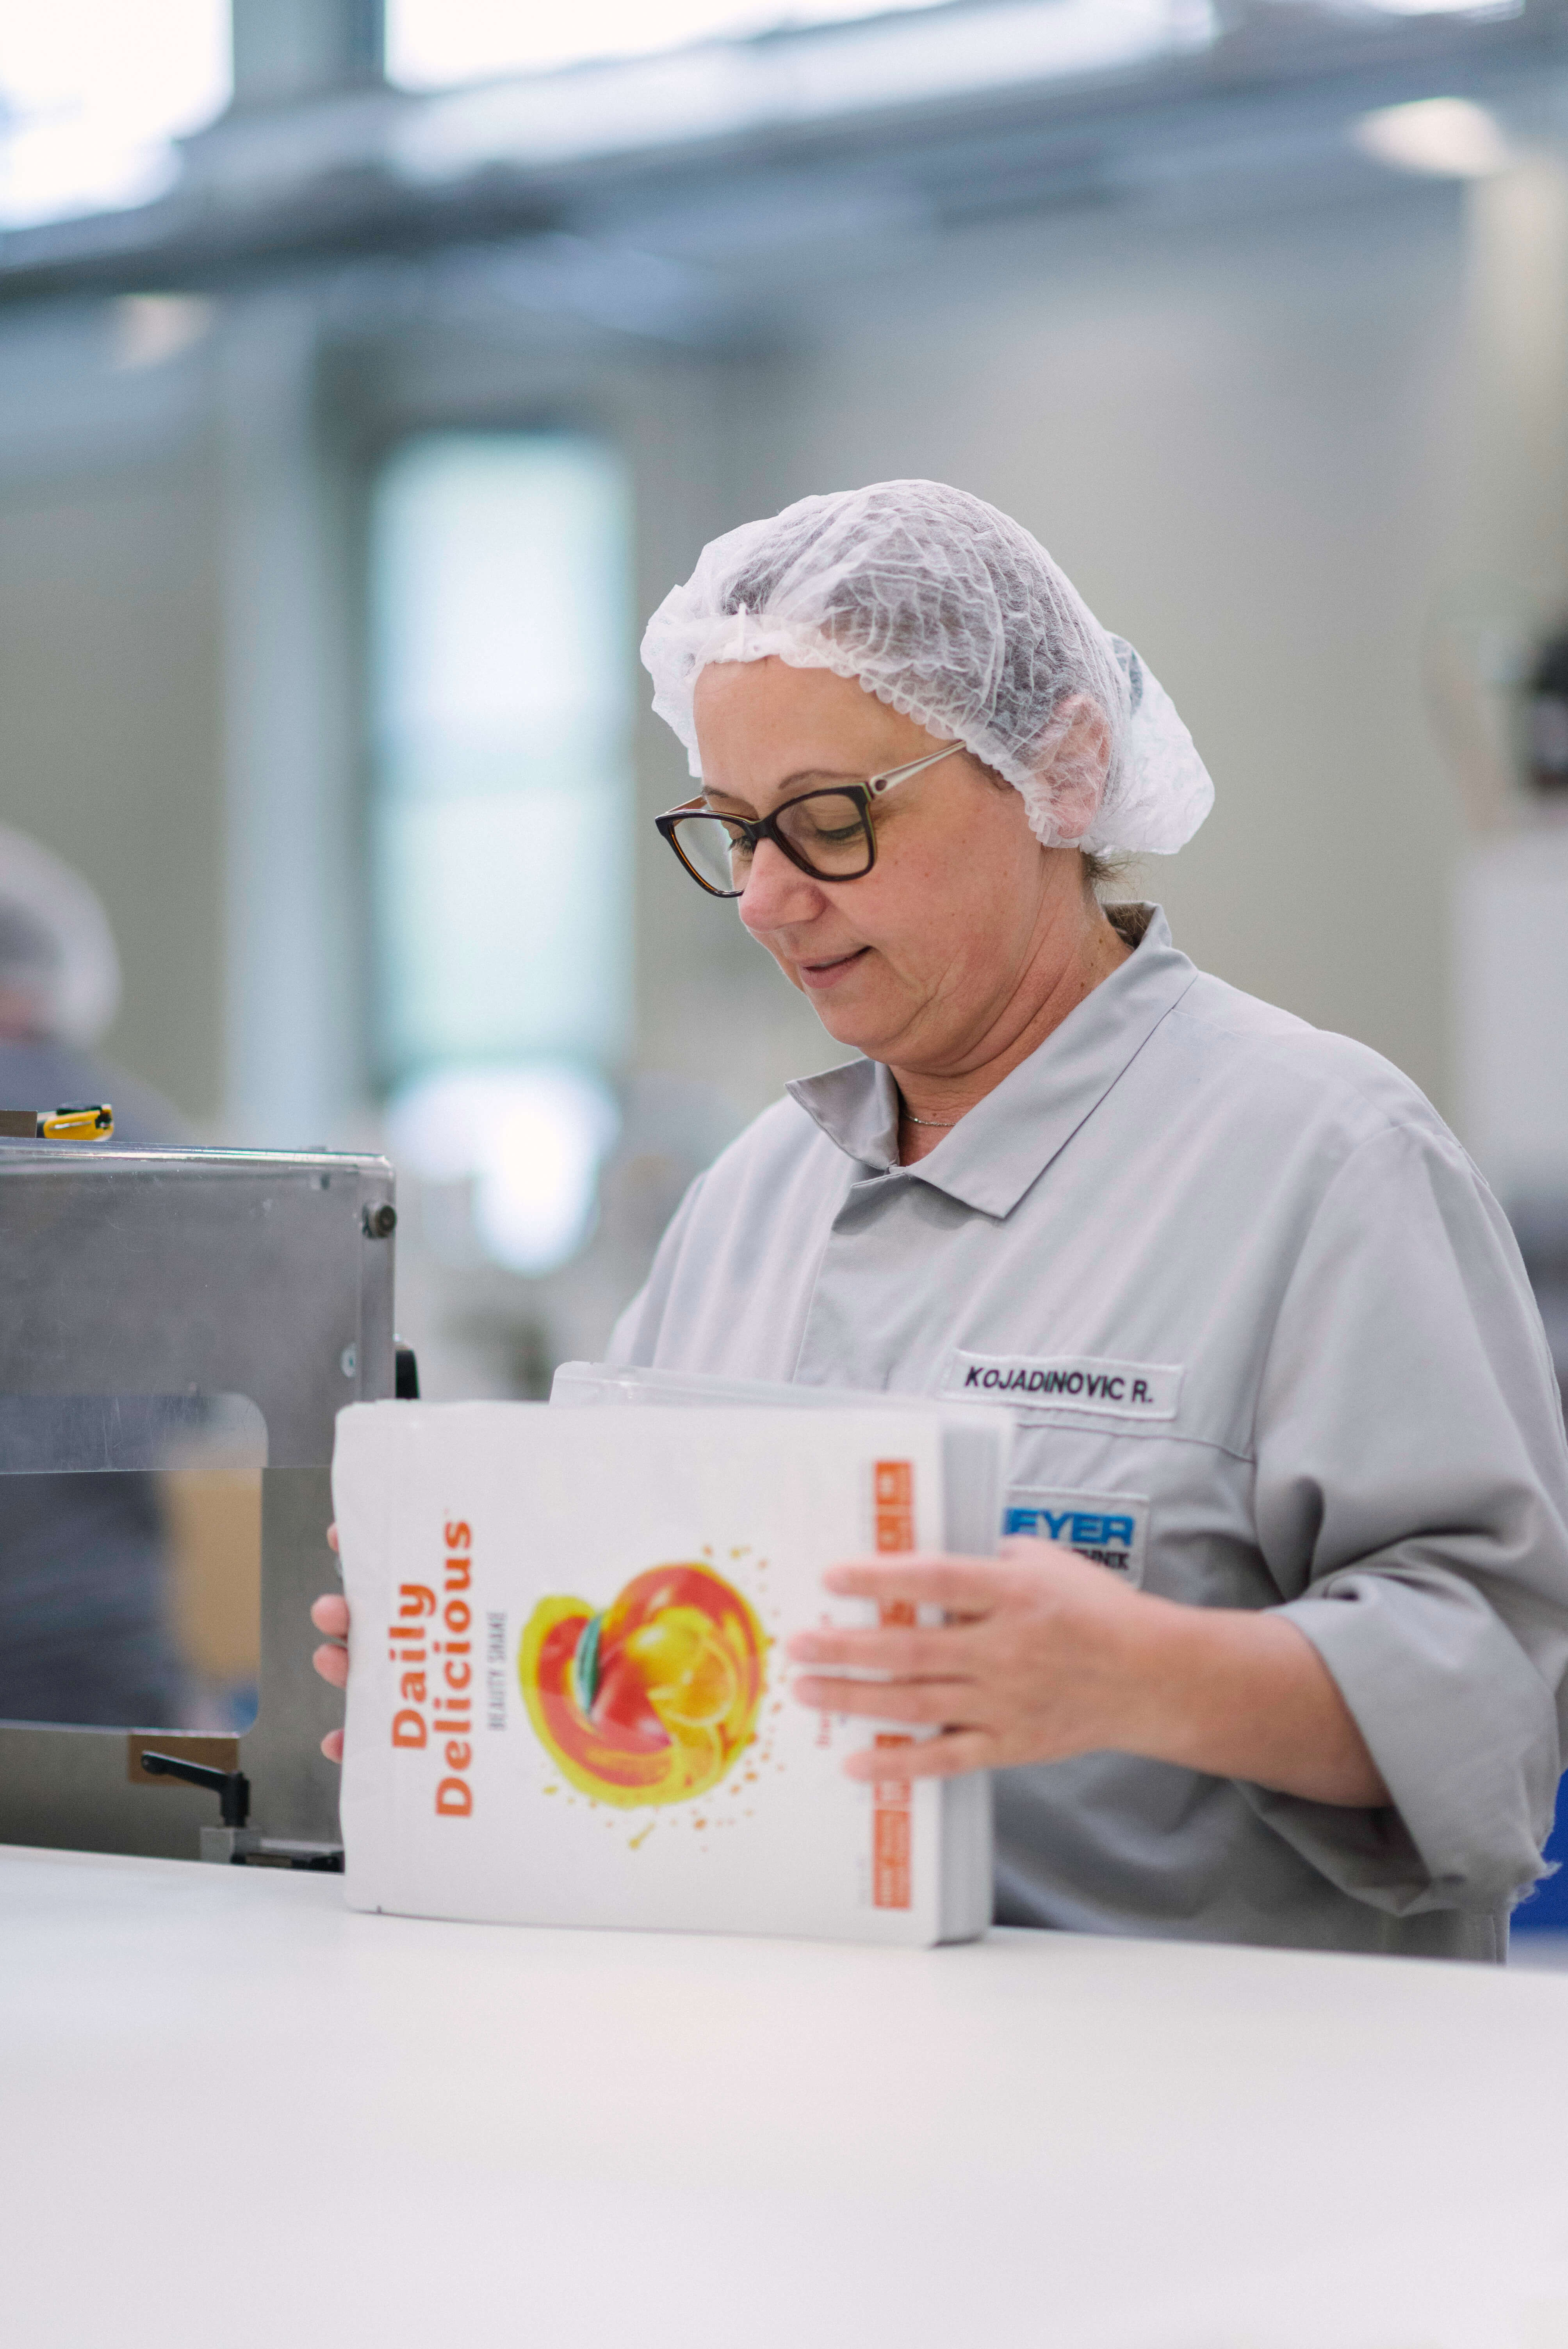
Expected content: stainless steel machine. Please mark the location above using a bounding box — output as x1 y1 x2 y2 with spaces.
0 1142 400 1866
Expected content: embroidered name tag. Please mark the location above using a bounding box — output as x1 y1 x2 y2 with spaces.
947 1351 1182 1419
1003 1488 1150 1585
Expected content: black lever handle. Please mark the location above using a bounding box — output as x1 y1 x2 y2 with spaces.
139 1751 251 1829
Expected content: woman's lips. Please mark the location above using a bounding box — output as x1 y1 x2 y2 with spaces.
796 948 868 991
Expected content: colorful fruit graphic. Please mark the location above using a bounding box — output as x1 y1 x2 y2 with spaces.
518 1563 769 1808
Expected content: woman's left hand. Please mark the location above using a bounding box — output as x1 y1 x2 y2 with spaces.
788 1538 1151 1782
788 1537 1390 1806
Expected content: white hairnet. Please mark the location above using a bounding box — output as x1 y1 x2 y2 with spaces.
0 825 120 1046
641 479 1213 856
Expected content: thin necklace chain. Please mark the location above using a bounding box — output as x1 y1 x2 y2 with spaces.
901 1105 960 1128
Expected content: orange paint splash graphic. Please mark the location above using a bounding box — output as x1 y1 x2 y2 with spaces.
518 1564 769 1809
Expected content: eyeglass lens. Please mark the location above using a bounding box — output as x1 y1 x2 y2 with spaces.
673 790 873 892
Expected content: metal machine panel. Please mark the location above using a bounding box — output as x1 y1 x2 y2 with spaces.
0 1147 396 1860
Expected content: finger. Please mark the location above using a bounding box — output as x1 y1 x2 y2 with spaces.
787 1625 966 1673
310 1593 349 1636
822 1554 1006 1615
313 1640 349 1690
320 1728 344 1764
844 1730 992 1784
998 1533 1109 1579
791 1674 979 1727
327 1524 339 1553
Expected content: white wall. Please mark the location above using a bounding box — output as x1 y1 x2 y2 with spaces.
0 432 225 1118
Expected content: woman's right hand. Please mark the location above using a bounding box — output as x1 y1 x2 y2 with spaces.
310 1524 349 1763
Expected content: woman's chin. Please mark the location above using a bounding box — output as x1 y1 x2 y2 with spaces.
780 948 907 1053
805 993 902 1056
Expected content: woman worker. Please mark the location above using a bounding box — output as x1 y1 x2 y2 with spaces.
315 479 1568 1959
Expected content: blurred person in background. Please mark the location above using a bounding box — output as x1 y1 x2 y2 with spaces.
0 826 183 1148
0 825 190 1727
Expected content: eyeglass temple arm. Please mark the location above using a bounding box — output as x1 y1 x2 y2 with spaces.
866 741 966 798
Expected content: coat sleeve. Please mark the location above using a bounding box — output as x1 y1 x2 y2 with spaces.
1243 1121 1568 1914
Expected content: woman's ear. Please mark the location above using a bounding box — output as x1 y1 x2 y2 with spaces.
1032 696 1111 843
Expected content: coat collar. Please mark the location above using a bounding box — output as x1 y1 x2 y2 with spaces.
785 906 1199 1219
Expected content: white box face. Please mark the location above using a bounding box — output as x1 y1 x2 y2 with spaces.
335 1403 952 1944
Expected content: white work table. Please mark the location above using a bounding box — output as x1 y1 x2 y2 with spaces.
7 1848 1568 2349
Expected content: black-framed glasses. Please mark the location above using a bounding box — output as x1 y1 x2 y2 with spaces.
655 741 965 898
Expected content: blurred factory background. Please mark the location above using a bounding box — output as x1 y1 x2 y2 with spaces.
5 0 1568 1423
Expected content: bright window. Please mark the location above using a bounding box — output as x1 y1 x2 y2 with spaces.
370 433 632 1272
0 0 230 230
385 0 954 89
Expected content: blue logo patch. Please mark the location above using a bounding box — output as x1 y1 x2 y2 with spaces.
1003 1488 1150 1584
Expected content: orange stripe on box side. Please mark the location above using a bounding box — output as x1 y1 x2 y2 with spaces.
874 1457 914 1553
873 1736 912 1908
871 1459 916 1909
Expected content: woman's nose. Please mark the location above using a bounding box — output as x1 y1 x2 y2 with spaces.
738 838 827 933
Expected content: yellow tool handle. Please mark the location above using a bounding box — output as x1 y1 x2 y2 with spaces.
37 1104 114 1141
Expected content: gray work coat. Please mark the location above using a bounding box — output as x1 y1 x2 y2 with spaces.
609 908 1568 1960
